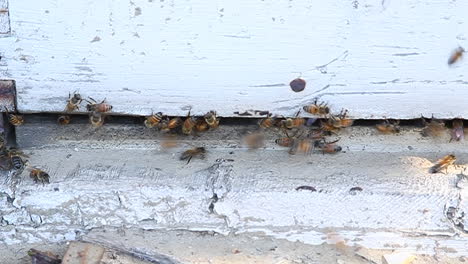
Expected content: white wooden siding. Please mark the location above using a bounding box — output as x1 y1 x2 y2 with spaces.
0 0 467 118
0 0 9 34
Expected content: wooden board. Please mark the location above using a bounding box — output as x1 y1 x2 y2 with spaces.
0 0 9 35
0 0 467 118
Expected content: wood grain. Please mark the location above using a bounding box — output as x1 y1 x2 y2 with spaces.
0 0 467 118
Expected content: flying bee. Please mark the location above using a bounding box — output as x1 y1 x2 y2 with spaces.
448 46 465 66
180 147 206 164
376 120 400 134
329 109 353 128
421 116 446 137
65 91 82 112
57 115 71 125
4 107 24 126
314 139 342 154
259 114 277 129
204 111 220 129
289 139 314 155
243 132 265 149
280 110 306 129
303 99 330 116
85 97 113 113
144 112 164 128
450 119 464 142
429 154 456 173
182 111 197 135
275 137 295 147
89 111 104 127
195 118 210 132
30 168 50 184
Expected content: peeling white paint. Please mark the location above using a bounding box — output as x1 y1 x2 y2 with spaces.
0 0 466 118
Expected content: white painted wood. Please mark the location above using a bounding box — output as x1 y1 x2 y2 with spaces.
0 0 9 34
0 0 467 118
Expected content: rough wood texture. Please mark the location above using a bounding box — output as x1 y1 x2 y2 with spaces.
0 0 467 118
0 0 9 35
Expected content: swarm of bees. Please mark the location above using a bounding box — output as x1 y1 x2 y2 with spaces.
56 92 113 127
144 109 220 135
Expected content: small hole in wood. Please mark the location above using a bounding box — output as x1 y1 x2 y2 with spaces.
290 78 306 92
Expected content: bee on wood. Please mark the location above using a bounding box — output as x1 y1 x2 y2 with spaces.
303 99 330 116
204 111 220 129
329 109 353 128
6 148 29 170
144 112 164 128
307 129 330 140
429 154 456 173
180 147 206 164
195 118 210 132
89 111 104 127
376 120 400 134
280 110 306 129
421 116 446 137
57 115 71 125
182 111 197 135
259 114 277 129
314 139 342 154
243 132 265 149
448 47 465 66
289 139 314 155
321 121 341 133
158 117 183 132
30 168 50 184
4 107 24 126
85 97 113 113
450 119 464 142
65 91 83 112
275 129 302 147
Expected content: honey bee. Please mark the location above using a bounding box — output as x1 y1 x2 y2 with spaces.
204 111 220 129
450 119 464 142
195 118 210 132
65 92 82 112
4 107 24 126
89 111 104 127
429 154 456 173
243 132 265 149
289 139 314 155
321 121 341 133
182 111 197 135
57 115 71 125
314 139 342 154
376 120 400 134
30 168 50 184
329 109 353 128
421 116 446 137
85 97 113 113
303 99 330 116
280 110 306 129
259 114 277 129
158 117 182 132
275 137 295 147
448 47 465 66
6 148 28 170
180 147 206 164
144 112 164 128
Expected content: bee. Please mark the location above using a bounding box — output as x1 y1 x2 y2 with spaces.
8 148 28 170
243 132 265 149
448 47 465 66
180 147 206 164
321 121 341 133
303 99 330 116
289 139 314 155
376 120 400 134
421 116 446 137
429 154 456 173
158 117 182 132
57 115 71 125
30 168 50 184
182 111 197 135
307 129 329 140
314 139 342 154
89 111 104 127
329 109 353 128
280 110 306 129
4 107 24 126
450 119 464 142
144 112 164 128
195 118 210 132
259 114 277 129
65 91 82 112
275 130 302 147
204 111 220 129
85 97 113 113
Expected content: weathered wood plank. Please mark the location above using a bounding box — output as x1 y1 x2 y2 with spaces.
0 0 9 34
0 0 467 118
